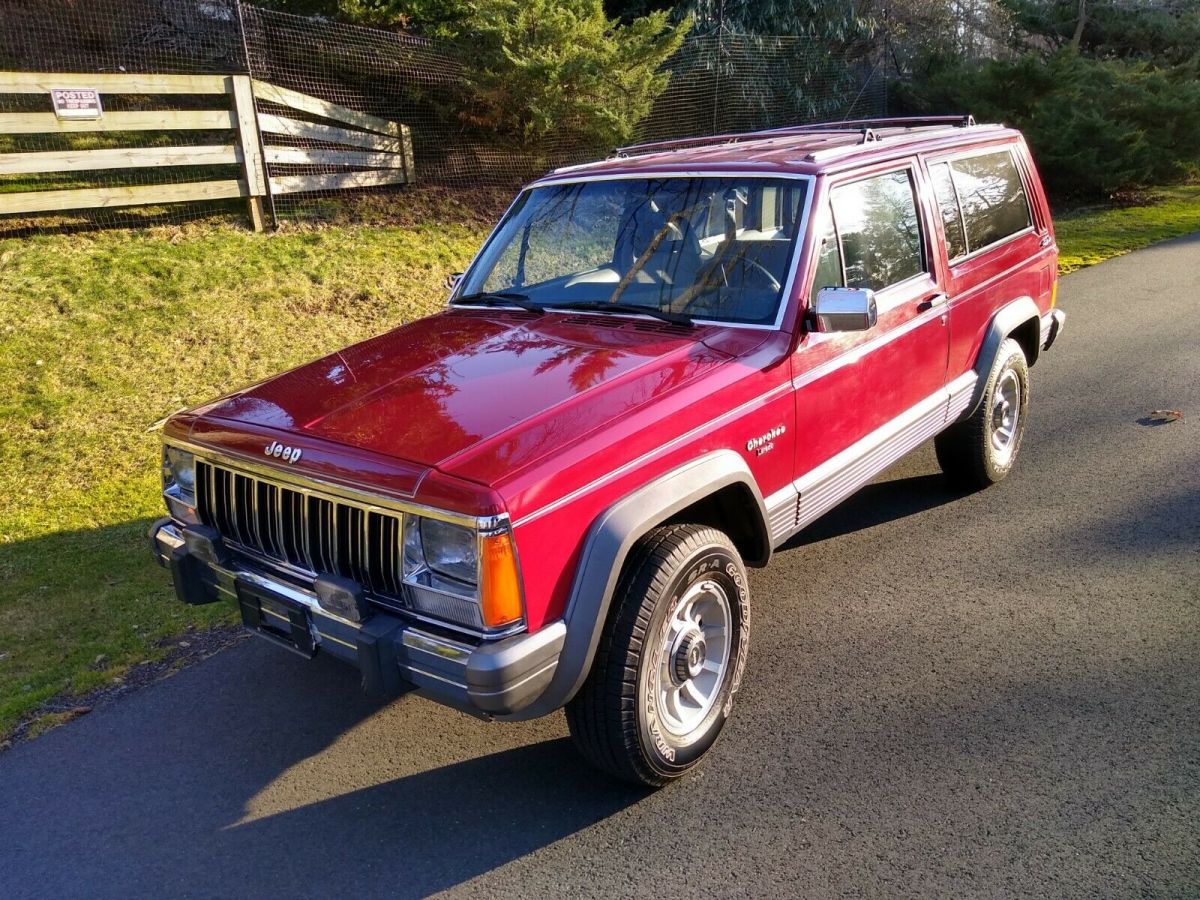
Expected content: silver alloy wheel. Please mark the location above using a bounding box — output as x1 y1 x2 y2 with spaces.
654 579 732 737
990 367 1021 464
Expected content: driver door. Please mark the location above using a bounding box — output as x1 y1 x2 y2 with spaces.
790 164 950 511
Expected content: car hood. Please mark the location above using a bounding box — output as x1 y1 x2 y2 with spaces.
192 309 754 479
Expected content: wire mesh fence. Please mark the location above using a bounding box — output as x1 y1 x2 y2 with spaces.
0 0 885 236
0 0 254 235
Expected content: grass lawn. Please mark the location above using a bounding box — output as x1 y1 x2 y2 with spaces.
0 200 489 738
1054 184 1200 274
2 183 1198 740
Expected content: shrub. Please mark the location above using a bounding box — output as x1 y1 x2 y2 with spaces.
898 50 1200 197
444 0 690 154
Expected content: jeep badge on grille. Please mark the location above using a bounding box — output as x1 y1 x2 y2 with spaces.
264 440 302 464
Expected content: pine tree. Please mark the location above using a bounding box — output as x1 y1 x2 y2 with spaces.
448 0 690 152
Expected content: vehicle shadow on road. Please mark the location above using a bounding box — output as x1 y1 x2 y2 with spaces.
781 473 968 550
0 635 644 898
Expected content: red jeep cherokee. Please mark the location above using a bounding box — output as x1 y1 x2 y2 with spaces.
152 116 1065 786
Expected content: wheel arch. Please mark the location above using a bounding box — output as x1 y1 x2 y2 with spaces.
663 481 771 569
498 449 768 720
962 296 1041 420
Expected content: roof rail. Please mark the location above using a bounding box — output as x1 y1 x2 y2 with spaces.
610 115 976 160
803 122 994 163
769 115 976 134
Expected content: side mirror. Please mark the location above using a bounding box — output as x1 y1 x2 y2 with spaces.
812 286 878 333
443 271 463 292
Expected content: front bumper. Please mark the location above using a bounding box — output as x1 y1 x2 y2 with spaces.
150 519 565 719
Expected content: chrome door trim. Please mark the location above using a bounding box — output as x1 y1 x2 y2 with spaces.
791 301 948 392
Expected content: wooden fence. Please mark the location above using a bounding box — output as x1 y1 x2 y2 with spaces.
0 71 415 230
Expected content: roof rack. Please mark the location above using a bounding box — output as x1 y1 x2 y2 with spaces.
610 115 976 161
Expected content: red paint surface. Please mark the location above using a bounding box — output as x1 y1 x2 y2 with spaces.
170 126 1057 632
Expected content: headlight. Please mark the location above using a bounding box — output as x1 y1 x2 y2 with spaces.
402 515 524 632
409 517 477 585
161 446 199 523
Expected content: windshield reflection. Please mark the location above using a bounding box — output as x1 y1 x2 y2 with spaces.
460 177 809 326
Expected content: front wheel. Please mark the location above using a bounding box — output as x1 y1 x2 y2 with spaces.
565 524 750 787
935 337 1030 489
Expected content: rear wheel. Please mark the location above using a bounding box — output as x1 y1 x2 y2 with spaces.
565 524 750 787
936 337 1030 489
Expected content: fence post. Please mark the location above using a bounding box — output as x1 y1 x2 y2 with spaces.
400 124 415 183
229 75 268 232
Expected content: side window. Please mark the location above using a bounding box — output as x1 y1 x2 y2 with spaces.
929 162 968 260
809 208 843 303
950 150 1032 252
830 170 924 292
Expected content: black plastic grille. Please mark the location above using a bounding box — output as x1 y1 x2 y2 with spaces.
195 460 403 598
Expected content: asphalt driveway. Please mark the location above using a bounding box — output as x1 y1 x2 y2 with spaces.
2 236 1197 899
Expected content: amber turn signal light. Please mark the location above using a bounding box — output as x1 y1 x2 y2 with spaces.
480 531 523 628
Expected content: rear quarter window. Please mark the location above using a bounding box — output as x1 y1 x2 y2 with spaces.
947 149 1032 253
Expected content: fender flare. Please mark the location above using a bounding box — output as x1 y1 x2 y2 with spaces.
498 449 768 720
962 296 1041 420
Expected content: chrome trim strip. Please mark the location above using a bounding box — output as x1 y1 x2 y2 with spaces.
167 437 492 529
320 632 358 652
406 665 468 691
764 486 800 543
772 373 978 548
1039 311 1056 348
402 631 473 663
945 371 976 422
227 471 242 544
792 302 946 392
234 568 360 629
512 380 792 528
469 658 559 700
157 526 185 553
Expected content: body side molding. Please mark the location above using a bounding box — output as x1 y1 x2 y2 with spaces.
768 371 977 550
498 449 769 720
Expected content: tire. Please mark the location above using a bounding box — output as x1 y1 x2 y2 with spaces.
935 337 1030 490
565 524 750 788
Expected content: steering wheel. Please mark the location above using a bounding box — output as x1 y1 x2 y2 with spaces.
677 248 782 317
729 255 782 292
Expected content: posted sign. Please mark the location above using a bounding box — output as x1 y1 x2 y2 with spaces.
50 88 103 120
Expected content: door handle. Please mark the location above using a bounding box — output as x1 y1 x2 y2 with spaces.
1040 233 1053 248
918 292 947 312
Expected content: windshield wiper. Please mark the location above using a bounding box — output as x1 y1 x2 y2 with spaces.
545 300 694 327
454 291 543 315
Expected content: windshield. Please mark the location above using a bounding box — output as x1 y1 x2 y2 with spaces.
458 176 810 326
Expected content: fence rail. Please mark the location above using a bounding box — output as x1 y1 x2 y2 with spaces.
0 70 415 230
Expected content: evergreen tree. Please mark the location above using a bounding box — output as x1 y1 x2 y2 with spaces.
1002 0 1200 64
447 0 689 152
